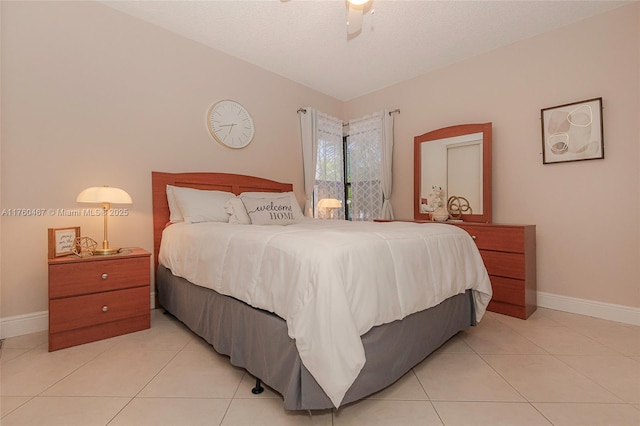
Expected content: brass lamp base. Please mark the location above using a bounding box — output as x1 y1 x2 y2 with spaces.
93 247 120 255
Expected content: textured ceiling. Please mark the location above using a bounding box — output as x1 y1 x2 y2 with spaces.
102 0 629 101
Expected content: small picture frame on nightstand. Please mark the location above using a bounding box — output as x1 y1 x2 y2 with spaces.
48 227 80 258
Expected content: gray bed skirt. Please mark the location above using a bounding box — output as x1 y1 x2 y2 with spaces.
157 265 476 411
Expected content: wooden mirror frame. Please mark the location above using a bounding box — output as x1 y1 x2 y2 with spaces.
414 123 492 223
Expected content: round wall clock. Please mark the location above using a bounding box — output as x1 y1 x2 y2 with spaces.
207 100 255 149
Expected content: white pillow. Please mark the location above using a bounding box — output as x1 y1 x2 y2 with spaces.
239 191 304 222
166 185 184 223
225 197 251 225
241 194 299 225
170 186 235 223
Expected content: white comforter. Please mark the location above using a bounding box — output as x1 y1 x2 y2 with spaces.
159 219 492 407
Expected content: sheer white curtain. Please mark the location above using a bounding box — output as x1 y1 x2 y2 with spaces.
299 108 318 217
348 110 394 221
380 109 395 220
300 108 344 218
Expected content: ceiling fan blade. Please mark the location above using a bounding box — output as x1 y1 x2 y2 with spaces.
346 3 363 35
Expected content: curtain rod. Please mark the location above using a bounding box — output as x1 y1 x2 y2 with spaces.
297 108 400 116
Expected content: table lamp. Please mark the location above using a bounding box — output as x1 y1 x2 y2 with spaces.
317 198 342 219
76 186 132 255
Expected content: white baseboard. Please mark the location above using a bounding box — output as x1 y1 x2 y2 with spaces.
0 310 49 339
0 293 157 340
1 292 636 339
537 291 640 326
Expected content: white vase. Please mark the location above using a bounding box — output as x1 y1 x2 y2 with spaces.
432 207 449 222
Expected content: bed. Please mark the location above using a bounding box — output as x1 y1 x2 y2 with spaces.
151 171 491 411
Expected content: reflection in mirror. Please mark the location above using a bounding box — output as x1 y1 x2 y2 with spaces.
421 132 483 214
414 123 492 223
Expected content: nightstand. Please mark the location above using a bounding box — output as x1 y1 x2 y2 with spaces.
48 247 151 351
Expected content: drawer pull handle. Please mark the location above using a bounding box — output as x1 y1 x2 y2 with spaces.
102 305 109 312
101 273 108 280
471 235 477 240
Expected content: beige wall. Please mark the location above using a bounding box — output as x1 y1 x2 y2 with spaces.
1 1 638 332
0 1 3 325
345 4 640 309
0 1 342 322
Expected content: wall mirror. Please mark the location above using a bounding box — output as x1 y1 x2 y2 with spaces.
414 123 492 223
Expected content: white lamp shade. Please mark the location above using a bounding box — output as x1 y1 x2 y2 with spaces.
348 0 370 5
76 186 132 204
317 198 342 209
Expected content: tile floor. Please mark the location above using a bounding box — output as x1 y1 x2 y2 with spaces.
1 308 638 425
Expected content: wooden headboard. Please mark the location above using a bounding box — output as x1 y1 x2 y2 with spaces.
151 171 293 282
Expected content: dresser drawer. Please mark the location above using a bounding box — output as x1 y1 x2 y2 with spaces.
49 286 149 333
487 300 529 319
453 224 525 253
479 250 526 280
489 276 526 306
49 256 149 298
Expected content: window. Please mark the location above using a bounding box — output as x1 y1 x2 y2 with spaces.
343 135 352 220
300 108 394 221
313 113 345 219
347 114 383 221
314 114 383 221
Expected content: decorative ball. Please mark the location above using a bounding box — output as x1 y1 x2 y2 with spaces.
432 206 449 222
73 236 97 258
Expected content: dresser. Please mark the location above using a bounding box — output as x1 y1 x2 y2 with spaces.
449 223 537 319
48 248 151 351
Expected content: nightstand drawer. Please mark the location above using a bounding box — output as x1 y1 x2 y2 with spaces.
49 256 149 298
454 224 525 253
49 286 149 333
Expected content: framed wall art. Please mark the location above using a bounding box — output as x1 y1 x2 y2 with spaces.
541 97 604 164
48 226 80 258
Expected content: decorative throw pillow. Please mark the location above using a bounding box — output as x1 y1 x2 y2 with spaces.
239 192 304 222
170 186 235 223
225 197 251 225
240 195 299 225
